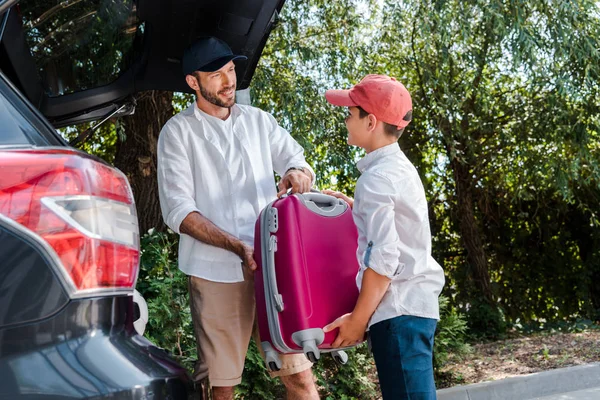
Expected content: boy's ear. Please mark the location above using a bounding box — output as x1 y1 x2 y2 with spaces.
367 113 378 131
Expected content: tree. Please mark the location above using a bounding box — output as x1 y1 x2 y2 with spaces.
57 0 600 372
373 0 600 333
114 91 174 233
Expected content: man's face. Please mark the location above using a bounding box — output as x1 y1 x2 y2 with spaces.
194 61 237 108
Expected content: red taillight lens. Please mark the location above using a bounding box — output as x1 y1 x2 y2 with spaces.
0 149 139 292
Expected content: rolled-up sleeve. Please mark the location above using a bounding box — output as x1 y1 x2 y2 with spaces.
265 113 315 184
157 122 200 234
356 173 402 278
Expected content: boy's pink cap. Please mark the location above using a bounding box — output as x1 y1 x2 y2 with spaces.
325 74 413 129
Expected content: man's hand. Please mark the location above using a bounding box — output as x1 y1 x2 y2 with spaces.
277 169 312 197
238 243 257 273
322 189 354 209
323 313 367 348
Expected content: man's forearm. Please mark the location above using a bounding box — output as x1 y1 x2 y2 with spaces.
179 211 244 257
352 268 392 325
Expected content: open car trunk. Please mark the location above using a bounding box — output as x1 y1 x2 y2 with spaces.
0 0 284 127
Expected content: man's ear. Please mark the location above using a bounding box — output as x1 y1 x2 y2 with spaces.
185 74 200 92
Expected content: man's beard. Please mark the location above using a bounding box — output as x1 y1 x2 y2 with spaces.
197 79 235 108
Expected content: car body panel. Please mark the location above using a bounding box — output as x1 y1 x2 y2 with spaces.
0 296 191 399
0 223 69 328
0 36 195 397
0 215 193 399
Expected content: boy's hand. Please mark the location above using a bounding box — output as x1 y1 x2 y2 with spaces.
321 189 354 209
277 170 312 197
323 313 367 348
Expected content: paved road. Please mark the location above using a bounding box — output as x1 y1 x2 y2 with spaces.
533 387 600 400
437 363 600 400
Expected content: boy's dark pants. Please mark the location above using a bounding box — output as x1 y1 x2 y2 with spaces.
370 315 438 400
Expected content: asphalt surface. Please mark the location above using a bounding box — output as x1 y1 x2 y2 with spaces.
436 362 600 400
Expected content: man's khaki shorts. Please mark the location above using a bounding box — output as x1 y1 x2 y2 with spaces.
188 269 313 387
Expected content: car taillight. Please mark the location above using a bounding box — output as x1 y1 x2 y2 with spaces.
0 149 139 294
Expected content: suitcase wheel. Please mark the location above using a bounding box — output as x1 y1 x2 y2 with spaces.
332 350 348 365
263 344 283 371
268 361 281 372
306 351 319 363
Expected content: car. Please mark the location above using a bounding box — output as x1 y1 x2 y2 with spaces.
0 0 283 398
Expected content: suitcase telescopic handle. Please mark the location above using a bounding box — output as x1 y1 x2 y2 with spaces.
267 235 285 312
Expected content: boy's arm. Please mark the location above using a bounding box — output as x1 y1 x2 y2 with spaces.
323 268 390 347
323 173 400 347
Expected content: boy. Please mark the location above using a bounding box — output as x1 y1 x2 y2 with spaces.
322 74 445 399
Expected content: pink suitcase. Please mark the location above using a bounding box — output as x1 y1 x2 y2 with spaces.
254 192 361 371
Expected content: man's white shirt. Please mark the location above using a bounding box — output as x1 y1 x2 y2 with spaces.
157 102 313 283
353 143 445 328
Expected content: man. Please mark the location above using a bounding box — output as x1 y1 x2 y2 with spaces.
157 36 319 400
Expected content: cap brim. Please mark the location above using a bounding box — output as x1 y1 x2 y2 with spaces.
325 89 357 107
197 54 248 73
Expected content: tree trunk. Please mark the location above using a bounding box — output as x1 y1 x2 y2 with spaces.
114 90 174 234
451 158 495 306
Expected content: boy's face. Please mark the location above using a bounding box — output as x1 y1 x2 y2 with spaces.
344 106 371 148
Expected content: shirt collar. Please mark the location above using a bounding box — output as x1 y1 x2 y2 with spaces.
192 102 242 124
356 142 401 173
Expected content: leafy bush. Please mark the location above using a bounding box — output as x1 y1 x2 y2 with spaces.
433 295 471 388
137 230 377 398
238 341 377 400
137 230 470 398
136 229 196 370
434 295 471 370
513 317 600 335
313 344 377 400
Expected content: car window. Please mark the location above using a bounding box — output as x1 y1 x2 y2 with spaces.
0 90 37 145
0 73 66 146
19 0 142 97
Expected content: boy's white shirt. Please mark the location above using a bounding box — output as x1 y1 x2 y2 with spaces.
353 142 445 328
157 102 313 283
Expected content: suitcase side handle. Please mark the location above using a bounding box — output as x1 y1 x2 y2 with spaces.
295 193 348 217
267 235 285 312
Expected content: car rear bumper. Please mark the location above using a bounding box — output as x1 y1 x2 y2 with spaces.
0 296 193 399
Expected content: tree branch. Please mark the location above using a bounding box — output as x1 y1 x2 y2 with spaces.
410 2 433 116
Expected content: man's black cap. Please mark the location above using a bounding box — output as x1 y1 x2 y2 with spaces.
182 37 248 76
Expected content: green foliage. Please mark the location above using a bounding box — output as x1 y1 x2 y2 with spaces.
312 345 377 400
251 0 379 193
434 295 471 369
514 318 600 335
136 229 196 370
238 340 378 399
237 342 285 399
58 121 119 164
137 230 380 399
20 0 140 96
371 0 600 335
433 296 472 387
136 224 468 398
53 0 600 389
